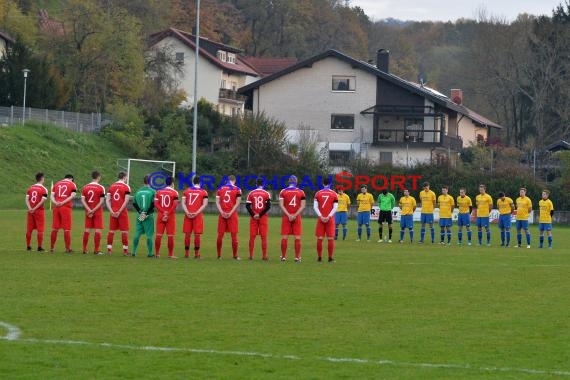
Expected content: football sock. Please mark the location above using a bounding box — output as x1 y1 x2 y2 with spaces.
94 232 101 252
506 230 511 245
317 239 323 258
409 229 414 241
526 233 531 245
334 227 339 239
106 232 114 251
467 230 472 242
64 230 71 250
458 231 463 242
261 236 267 259
366 227 371 239
194 234 201 257
327 239 334 259
430 228 435 242
486 230 491 244
231 233 238 258
478 230 482 244
539 236 544 247
37 232 44 248
167 235 174 256
342 227 347 240
294 239 301 258
184 234 190 256
121 233 129 253
50 230 57 249
517 233 522 245
249 236 255 258
357 227 362 239
155 235 162 256
500 230 505 244
447 231 451 243
26 231 32 247
548 236 552 247
400 229 405 241
280 238 287 258
216 233 224 257
83 231 90 252
440 229 445 242
420 228 425 241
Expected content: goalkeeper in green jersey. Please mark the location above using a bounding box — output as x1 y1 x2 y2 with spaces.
132 175 156 257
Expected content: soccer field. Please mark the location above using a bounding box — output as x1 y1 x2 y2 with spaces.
1 210 570 379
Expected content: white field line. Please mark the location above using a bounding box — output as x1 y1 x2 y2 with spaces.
381 261 570 268
1 321 570 377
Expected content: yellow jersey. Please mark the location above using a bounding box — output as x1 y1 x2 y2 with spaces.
497 197 514 215
337 193 351 212
399 196 417 216
515 196 532 220
437 194 455 218
456 195 472 214
475 193 493 217
419 190 436 213
356 192 374 212
538 199 554 224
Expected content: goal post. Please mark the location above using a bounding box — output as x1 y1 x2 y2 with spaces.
117 158 176 189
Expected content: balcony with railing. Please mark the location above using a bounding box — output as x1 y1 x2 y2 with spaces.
374 128 463 150
219 88 246 103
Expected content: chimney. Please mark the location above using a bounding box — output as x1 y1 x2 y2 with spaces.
450 89 463 105
377 49 389 73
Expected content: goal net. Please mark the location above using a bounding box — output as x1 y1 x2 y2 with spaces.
117 158 176 190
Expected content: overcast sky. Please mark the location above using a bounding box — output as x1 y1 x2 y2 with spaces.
350 0 564 22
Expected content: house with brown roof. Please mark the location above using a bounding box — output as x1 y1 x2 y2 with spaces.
0 31 15 59
148 28 255 116
239 49 502 168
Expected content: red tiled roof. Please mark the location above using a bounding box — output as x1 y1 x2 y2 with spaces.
148 27 259 77
241 57 298 77
38 9 65 37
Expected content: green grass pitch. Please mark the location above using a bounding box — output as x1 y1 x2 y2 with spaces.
1 210 570 379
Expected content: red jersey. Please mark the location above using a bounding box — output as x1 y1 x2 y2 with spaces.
182 187 209 213
154 187 179 215
216 184 242 214
81 182 106 211
52 179 77 208
107 181 131 212
279 186 306 215
246 188 271 216
27 183 48 210
314 187 338 217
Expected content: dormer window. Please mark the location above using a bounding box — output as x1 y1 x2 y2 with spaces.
217 50 227 62
227 53 236 64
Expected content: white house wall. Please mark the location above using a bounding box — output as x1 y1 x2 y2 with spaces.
253 57 377 145
153 37 221 105
458 117 488 146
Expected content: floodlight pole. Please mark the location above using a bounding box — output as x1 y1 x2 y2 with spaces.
22 69 30 124
191 0 200 175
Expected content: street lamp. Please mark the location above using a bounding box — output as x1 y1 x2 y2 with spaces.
22 69 30 124
191 0 200 175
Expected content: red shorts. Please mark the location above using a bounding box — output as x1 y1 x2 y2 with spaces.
156 214 176 235
52 207 72 230
85 210 103 229
315 218 335 237
250 216 268 236
27 210 45 232
183 214 204 234
218 213 239 234
109 210 129 231
281 215 302 236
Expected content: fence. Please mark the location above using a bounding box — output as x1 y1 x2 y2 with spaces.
0 106 112 132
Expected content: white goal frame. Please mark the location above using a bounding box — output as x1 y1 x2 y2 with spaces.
117 158 176 188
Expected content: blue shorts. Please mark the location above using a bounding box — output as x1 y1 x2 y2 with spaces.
539 223 552 232
400 215 413 229
335 211 348 225
457 213 470 227
476 217 489 228
357 211 371 226
439 218 452 227
498 214 511 229
420 213 434 224
516 220 529 230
